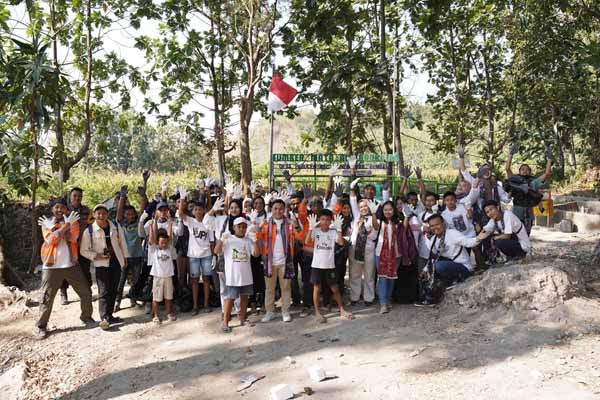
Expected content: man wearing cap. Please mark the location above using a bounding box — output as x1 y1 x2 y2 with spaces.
81 204 128 330
35 198 94 340
59 187 92 305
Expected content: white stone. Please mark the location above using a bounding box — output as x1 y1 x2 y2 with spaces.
308 364 327 382
0 362 28 400
270 384 294 400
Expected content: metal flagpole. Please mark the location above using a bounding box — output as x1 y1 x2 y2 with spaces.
269 112 275 191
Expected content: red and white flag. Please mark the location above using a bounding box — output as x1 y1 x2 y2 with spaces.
268 72 297 112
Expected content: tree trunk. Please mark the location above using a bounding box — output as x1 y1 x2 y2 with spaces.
50 0 66 189
551 105 565 179
29 107 40 274
392 19 403 176
62 0 93 181
481 36 495 170
239 96 253 190
380 0 397 175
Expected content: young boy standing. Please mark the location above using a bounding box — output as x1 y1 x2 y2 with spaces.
306 209 355 323
147 217 176 324
214 217 260 333
178 188 215 315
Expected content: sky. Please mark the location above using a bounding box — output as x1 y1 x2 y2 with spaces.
7 2 437 135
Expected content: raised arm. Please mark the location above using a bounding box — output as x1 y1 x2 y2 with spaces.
539 145 554 182
457 145 467 172
178 187 188 223
415 167 426 199
148 218 157 246
116 187 126 224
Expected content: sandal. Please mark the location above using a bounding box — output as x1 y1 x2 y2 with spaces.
340 311 355 321
153 317 161 325
221 324 232 333
315 315 327 324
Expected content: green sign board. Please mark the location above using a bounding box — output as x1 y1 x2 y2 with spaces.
272 153 399 163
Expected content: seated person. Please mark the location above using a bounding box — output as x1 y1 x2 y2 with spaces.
480 200 530 261
416 214 487 306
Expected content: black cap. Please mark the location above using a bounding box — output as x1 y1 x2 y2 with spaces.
157 201 169 210
51 198 68 207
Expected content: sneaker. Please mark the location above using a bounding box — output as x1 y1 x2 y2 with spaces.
114 302 121 313
168 314 177 322
108 316 123 324
282 312 292 323
261 311 276 323
60 291 69 305
379 304 389 314
191 308 200 316
80 318 96 328
203 307 212 314
221 324 232 333
414 299 436 307
153 316 161 325
99 319 110 330
33 327 47 340
299 307 311 318
145 303 152 315
363 301 374 306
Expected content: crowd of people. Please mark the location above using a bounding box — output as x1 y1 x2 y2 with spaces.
33 147 554 339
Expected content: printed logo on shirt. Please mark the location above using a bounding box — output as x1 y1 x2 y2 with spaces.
232 248 249 263
315 233 333 251
192 227 208 240
157 250 171 262
451 216 467 232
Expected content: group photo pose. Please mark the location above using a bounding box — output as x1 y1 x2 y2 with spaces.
32 144 554 339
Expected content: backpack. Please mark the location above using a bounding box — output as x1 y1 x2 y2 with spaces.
505 175 543 208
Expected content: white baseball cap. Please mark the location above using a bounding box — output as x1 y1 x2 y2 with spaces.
233 217 249 226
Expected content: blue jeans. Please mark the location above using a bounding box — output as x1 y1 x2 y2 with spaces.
434 261 472 284
189 256 213 279
375 255 398 305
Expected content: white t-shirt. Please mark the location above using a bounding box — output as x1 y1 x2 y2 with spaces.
184 218 214 258
272 218 286 265
442 204 475 238
149 245 175 277
426 229 479 271
311 229 338 269
223 236 254 286
417 211 435 259
43 220 75 270
144 219 176 259
483 210 530 252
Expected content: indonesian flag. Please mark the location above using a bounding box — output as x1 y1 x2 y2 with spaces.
268 73 297 112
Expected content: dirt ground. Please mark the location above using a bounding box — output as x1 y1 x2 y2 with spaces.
1 226 600 400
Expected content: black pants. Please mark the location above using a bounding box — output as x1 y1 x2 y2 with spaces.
301 252 314 307
116 257 143 305
61 257 92 293
495 238 526 259
335 244 349 295
250 255 266 306
291 252 302 305
96 260 121 320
